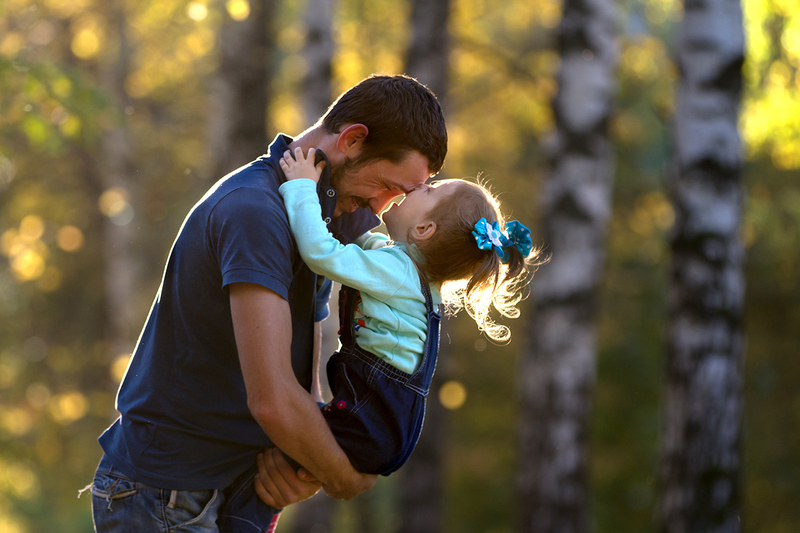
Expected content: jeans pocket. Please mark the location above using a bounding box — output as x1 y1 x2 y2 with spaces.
165 488 221 531
91 470 138 501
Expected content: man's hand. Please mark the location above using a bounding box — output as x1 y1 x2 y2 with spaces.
280 147 325 183
254 447 321 508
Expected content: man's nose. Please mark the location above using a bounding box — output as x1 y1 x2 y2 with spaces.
370 192 403 214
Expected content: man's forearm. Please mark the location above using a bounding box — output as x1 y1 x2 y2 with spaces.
231 283 372 499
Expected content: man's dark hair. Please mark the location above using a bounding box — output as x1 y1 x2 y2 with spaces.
321 74 447 174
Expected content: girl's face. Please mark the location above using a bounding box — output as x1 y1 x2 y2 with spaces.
382 180 458 242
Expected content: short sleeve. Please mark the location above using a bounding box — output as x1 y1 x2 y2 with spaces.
209 187 295 300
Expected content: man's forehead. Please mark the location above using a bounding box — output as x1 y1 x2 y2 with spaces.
391 152 432 190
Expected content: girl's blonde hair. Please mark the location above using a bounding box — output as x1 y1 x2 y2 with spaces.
410 179 540 342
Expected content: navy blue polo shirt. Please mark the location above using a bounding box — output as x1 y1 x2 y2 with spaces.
98 134 379 490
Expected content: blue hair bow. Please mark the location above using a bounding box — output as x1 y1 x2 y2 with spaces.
472 218 533 263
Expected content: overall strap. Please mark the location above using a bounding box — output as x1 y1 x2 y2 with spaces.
405 269 442 395
337 284 360 352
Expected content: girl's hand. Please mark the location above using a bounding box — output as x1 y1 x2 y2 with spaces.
280 147 325 184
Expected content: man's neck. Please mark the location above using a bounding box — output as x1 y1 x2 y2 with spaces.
288 125 336 156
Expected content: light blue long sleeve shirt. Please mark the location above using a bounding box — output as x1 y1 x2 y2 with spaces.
279 179 441 374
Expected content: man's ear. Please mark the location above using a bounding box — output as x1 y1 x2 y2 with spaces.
336 124 369 158
411 220 437 242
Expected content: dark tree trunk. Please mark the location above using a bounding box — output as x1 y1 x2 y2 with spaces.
397 1 451 533
98 0 139 367
208 0 276 177
657 0 746 531
301 0 336 127
404 0 451 100
517 0 618 530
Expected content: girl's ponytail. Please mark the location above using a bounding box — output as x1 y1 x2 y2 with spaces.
413 180 541 343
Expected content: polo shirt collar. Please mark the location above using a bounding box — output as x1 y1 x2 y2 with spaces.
266 133 380 243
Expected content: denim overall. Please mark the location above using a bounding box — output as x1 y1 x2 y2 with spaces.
322 270 442 475
217 272 441 531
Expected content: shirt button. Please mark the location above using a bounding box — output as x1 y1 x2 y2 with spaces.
326 189 336 197
324 217 332 224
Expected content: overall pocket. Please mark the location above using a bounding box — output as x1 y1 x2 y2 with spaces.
323 360 361 419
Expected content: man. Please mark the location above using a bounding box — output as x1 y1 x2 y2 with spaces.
89 74 447 532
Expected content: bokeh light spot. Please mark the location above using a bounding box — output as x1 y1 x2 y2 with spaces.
19 215 45 241
26 382 51 409
187 2 208 21
49 392 89 424
1 407 34 437
71 29 100 59
226 0 251 21
57 225 84 252
439 380 468 410
11 249 46 281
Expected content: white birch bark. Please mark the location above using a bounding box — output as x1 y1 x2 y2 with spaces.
517 0 618 530
658 0 746 531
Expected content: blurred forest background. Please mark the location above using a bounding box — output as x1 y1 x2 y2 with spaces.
1 0 798 531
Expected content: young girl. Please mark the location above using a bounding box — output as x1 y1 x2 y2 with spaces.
279 146 538 475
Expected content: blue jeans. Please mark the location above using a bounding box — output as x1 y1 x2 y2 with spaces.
89 454 281 533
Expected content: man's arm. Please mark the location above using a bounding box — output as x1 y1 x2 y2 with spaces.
230 282 376 500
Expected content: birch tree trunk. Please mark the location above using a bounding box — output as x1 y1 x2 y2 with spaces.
208 0 276 178
98 0 139 371
517 0 618 530
398 2 451 532
657 0 746 530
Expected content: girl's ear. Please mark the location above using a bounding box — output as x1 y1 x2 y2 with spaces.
411 220 437 242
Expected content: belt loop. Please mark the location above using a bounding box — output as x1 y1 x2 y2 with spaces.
167 489 178 509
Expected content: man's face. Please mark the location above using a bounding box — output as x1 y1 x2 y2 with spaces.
329 151 431 217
